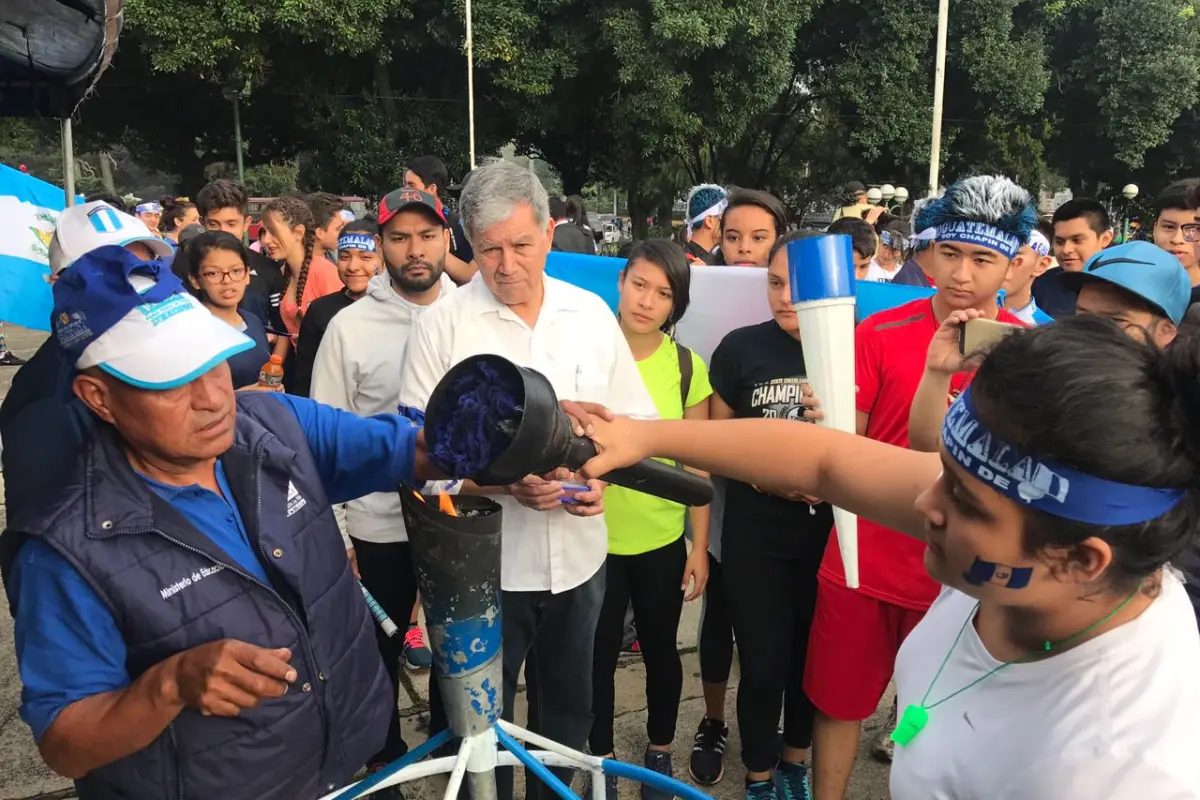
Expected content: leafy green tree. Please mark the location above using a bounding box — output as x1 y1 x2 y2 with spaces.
1044 0 1200 193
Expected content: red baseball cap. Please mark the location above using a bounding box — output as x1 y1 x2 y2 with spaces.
378 188 448 228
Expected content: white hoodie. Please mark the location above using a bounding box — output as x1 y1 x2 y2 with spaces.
310 270 456 544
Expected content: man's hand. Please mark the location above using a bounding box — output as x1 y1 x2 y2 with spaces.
562 478 605 517
927 308 986 375
559 400 616 438
681 548 709 601
508 472 568 510
171 640 297 717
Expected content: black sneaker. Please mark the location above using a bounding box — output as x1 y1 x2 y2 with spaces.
641 749 674 800
744 779 779 800
689 717 728 786
0 351 26 367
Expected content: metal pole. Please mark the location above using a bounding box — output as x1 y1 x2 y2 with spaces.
61 118 76 207
928 0 950 196
465 0 477 169
232 92 245 184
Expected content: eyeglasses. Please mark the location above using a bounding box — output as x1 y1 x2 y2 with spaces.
199 266 248 284
1156 221 1200 242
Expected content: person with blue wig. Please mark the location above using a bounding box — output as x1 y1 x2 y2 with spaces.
683 184 728 266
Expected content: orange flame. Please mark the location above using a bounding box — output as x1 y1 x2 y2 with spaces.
412 491 426 503
438 490 458 517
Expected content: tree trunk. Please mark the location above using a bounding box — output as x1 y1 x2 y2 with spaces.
656 196 675 238
629 183 650 240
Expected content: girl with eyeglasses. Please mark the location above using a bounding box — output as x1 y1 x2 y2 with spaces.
183 231 271 389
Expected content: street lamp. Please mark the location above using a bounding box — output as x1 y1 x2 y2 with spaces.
880 184 896 202
892 186 909 212
221 86 245 185
1121 184 1139 243
867 187 883 205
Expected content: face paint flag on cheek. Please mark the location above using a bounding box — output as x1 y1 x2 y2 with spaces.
962 556 1033 589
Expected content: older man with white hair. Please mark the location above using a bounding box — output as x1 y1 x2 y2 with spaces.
398 161 658 800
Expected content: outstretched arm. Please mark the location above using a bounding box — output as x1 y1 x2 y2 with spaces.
580 417 941 541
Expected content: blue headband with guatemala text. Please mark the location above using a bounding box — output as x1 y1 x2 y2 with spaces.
941 388 1185 525
135 202 162 215
935 220 1021 259
338 232 377 253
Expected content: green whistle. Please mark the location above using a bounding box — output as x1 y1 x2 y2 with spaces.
891 704 929 746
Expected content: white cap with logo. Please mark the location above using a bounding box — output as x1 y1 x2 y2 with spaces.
49 201 174 274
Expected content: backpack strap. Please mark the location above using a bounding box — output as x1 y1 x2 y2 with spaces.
675 340 694 411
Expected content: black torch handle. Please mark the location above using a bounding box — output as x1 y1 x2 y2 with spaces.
564 437 714 507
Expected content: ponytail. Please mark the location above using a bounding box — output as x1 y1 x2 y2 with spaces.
265 195 318 317
295 228 317 316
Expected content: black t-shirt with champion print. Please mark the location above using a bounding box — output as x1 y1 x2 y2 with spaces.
709 320 834 560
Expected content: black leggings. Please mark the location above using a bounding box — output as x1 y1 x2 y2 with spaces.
351 537 419 765
723 546 819 773
590 536 687 755
698 551 734 685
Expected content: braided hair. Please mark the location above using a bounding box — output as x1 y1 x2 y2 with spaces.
264 196 317 317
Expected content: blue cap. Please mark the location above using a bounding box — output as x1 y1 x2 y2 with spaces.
1059 241 1191 324
53 245 254 389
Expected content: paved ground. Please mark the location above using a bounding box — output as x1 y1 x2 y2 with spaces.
0 324 893 800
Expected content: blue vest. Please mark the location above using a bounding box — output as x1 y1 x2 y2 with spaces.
11 393 391 800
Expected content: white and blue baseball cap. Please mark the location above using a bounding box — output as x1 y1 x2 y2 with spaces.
54 246 254 389
49 201 174 274
1059 241 1192 324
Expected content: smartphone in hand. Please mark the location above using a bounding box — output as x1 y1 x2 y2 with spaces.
960 318 1020 355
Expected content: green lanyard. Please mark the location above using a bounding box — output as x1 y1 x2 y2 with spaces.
891 587 1141 747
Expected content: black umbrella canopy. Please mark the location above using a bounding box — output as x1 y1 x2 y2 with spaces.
0 0 122 118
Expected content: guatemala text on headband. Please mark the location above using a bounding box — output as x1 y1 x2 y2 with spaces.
935 220 1021 260
941 388 1184 525
136 202 162 215
338 232 377 253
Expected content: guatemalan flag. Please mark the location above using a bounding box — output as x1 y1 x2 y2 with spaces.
0 164 73 332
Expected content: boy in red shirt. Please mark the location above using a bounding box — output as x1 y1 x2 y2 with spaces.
804 175 1036 799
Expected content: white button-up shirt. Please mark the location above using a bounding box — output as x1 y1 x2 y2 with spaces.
398 273 657 593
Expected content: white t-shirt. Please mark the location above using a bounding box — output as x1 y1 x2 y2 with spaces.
891 571 1200 799
864 259 901 282
397 273 658 594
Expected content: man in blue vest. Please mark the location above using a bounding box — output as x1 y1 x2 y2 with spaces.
4 245 604 800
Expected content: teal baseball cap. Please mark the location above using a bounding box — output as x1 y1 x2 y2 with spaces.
1059 241 1192 324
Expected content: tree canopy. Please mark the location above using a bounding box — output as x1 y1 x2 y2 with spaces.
15 0 1200 211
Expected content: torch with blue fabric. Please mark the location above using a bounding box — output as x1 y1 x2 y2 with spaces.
321 359 714 800
788 234 860 588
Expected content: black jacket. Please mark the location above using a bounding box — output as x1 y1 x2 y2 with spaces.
552 223 597 255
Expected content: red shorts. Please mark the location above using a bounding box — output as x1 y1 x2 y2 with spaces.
803 576 927 721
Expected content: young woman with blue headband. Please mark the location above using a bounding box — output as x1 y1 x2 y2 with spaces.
579 314 1200 799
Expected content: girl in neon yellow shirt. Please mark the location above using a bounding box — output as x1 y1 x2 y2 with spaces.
588 240 712 800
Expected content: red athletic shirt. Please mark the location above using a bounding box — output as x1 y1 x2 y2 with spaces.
818 298 1025 611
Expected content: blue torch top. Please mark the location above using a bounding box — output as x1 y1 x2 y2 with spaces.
788 234 857 304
